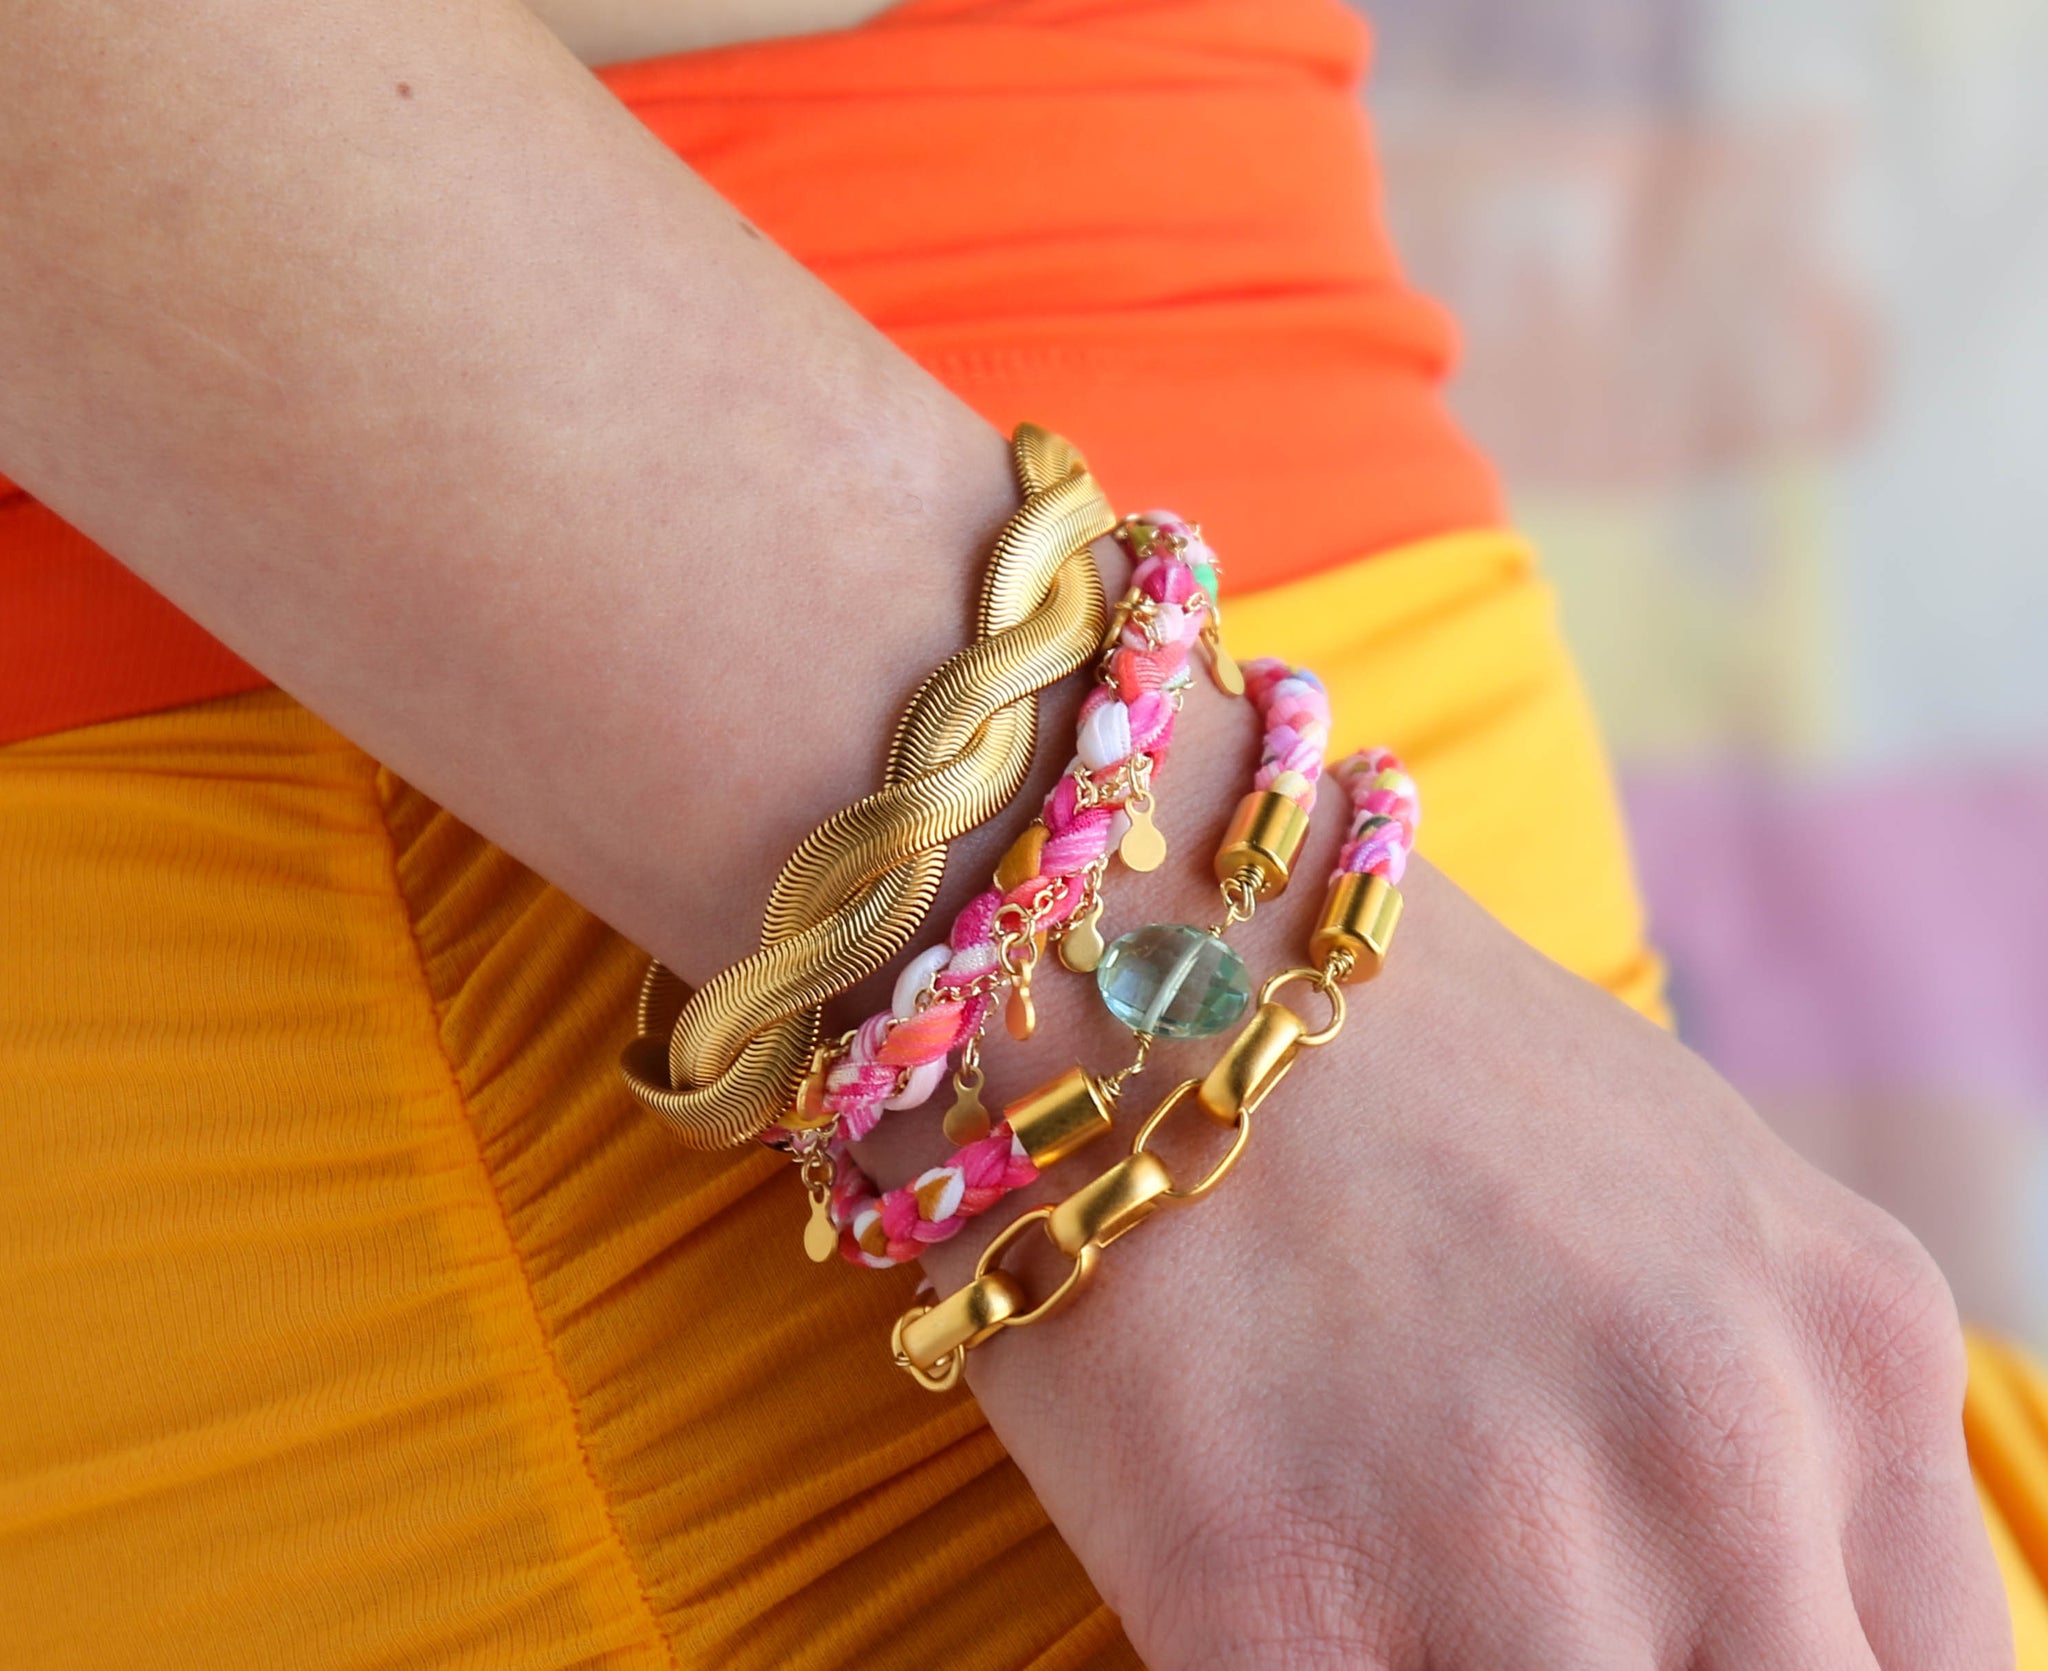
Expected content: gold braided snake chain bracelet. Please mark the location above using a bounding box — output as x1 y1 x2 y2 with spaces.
619 424 1117 1147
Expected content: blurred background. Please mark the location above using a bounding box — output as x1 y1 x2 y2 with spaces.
1355 0 2048 1350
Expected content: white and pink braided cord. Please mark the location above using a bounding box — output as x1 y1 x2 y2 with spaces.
805 517 1215 1151
834 657 1356 1270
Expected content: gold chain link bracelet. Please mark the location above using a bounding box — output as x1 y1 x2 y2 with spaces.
890 953 1364 1392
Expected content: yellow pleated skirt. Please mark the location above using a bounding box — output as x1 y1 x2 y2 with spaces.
3 530 2044 1666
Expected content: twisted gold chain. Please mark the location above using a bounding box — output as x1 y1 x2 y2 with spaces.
619 425 1116 1147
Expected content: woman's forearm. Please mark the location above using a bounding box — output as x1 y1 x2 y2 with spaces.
0 0 1023 978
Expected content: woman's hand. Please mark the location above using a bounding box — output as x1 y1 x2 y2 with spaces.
875 711 2012 1668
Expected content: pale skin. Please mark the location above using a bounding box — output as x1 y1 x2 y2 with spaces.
0 1 2014 1665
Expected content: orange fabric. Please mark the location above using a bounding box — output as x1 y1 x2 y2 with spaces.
1968 1335 2048 1664
0 0 1499 745
0 491 266 744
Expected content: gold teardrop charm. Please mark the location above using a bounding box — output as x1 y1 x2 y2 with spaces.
1120 799 1167 872
1203 618 1247 697
942 1067 991 1145
803 1189 837 1262
1005 977 1037 1041
1058 895 1106 973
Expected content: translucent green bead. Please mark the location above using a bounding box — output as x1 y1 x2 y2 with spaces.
1095 923 1251 1040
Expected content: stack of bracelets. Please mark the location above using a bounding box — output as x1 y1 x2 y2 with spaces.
621 423 1419 1391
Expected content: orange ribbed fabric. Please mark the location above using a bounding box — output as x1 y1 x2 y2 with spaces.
4 535 2044 1665
0 0 1499 745
0 690 1109 1670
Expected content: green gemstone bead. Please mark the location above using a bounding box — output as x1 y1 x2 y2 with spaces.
1191 560 1221 604
1095 923 1252 1040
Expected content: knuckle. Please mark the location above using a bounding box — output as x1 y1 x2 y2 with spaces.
1814 1211 1968 1446
1596 1284 1810 1535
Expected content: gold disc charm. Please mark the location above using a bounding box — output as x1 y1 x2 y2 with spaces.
797 1139 840 1262
1120 798 1167 872
1058 894 1106 973
1203 618 1247 697
803 1191 838 1262
943 1062 992 1145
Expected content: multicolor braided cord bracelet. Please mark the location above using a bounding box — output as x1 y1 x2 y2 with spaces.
829 659 1355 1271
766 510 1231 1259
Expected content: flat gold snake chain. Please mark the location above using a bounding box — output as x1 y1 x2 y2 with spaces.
619 425 1116 1147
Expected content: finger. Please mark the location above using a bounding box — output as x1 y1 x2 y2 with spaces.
1843 1450 2014 1670
1407 1428 1663 1671
1825 1268 2012 1669
1443 1618 1658 1671
1685 1550 1880 1671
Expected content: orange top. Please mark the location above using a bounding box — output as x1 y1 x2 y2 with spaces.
0 0 1500 747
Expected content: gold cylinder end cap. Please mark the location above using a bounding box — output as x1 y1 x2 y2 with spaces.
1004 1065 1116 1170
898 1269 1030 1370
1310 872 1402 984
1213 792 1312 900
1198 1000 1309 1122
1048 1151 1175 1257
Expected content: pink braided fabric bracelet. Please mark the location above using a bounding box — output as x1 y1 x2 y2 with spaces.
797 513 1218 1145
761 512 1230 1261
832 658 1346 1270
1333 747 1419 882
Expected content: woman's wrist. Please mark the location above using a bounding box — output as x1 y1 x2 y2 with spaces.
3 0 1087 1008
